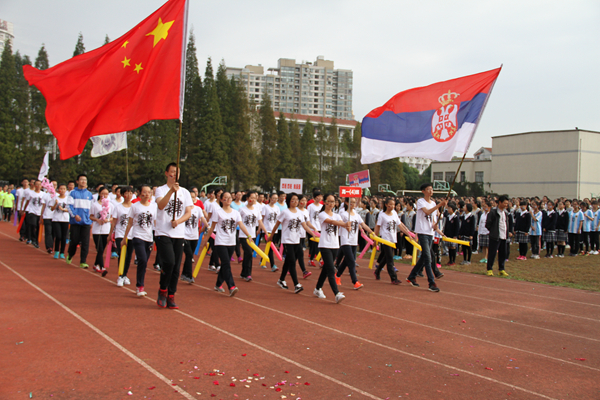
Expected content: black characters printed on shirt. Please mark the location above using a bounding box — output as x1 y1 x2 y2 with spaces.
137 211 153 228
165 198 184 218
221 218 236 234
386 220 397 235
287 217 302 232
186 214 198 228
267 212 277 224
32 197 42 207
325 223 337 236
119 214 128 227
244 213 257 228
350 220 359 234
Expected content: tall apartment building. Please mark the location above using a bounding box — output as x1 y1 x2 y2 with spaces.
0 19 15 55
226 56 354 121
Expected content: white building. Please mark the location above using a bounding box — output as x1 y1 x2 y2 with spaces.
398 156 432 174
0 20 14 55
430 129 600 199
226 56 354 120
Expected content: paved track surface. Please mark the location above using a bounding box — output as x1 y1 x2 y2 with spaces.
2 222 599 399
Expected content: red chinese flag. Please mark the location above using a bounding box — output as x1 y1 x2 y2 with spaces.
23 0 189 159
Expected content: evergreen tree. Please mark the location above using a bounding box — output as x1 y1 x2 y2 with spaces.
216 60 233 161
73 33 85 57
315 121 328 186
348 121 362 173
259 94 279 192
229 77 257 190
381 158 406 193
276 112 294 179
288 115 301 177
299 120 317 190
104 35 110 45
180 30 200 182
0 41 23 181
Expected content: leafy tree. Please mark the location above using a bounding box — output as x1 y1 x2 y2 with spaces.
381 158 406 193
259 94 279 192
276 112 294 179
299 120 317 190
315 121 328 186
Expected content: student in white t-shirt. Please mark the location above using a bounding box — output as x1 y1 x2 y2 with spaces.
297 195 315 278
23 180 44 247
180 190 208 283
262 193 281 272
313 194 352 304
40 183 57 253
122 184 158 297
335 197 375 290
374 197 415 284
199 192 252 297
238 191 267 281
307 190 323 265
205 188 223 272
154 163 193 309
50 184 70 259
90 186 114 274
109 186 135 287
268 193 315 293
406 183 447 292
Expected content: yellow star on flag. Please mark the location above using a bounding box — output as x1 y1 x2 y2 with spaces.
146 17 174 47
134 63 143 74
122 40 129 48
121 56 131 68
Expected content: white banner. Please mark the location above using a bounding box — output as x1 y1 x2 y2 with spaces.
279 178 303 194
38 151 49 180
90 132 127 157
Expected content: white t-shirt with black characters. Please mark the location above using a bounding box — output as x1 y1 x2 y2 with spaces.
277 208 305 245
415 198 437 236
154 184 193 238
50 196 70 223
239 206 262 239
184 205 201 241
25 190 45 216
113 203 133 240
204 199 220 218
340 211 364 247
90 201 114 235
261 204 280 233
299 209 310 239
211 208 241 246
318 211 341 249
308 203 323 231
42 193 55 219
130 202 158 242
377 211 401 244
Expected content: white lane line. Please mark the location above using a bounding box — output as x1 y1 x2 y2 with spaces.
247 280 600 372
0 260 197 400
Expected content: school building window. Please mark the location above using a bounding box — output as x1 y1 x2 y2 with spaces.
460 171 466 182
475 171 484 183
433 172 443 181
445 172 455 182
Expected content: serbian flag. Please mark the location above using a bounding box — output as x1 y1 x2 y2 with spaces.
23 0 189 160
361 67 501 164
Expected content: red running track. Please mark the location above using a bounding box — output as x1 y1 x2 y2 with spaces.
1 222 599 399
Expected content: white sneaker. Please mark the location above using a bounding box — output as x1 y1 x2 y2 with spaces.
123 276 131 285
335 292 346 304
136 287 147 296
313 288 326 299
117 276 124 287
472 251 478 255
215 266 221 273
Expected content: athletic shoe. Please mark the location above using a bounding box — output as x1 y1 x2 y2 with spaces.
261 264 267 269
271 265 278 272
472 251 478 255
406 278 419 287
446 262 456 266
436 263 442 269
428 284 440 292
499 270 509 277
416 272 424 277
26 240 31 245
435 273 444 279
157 289 168 308
117 276 124 287
79 263 89 269
319 260 324 267
459 261 468 265
229 286 239 297
47 248 52 254
19 237 24 242
231 256 235 262
208 265 216 271
215 266 221 273
309 260 316 267
391 279 401 285
60 253 65 259
101 268 108 277
486 270 494 276
54 251 59 259
393 256 401 260
558 254 565 258
180 275 193 284
93 265 102 273
464 261 471 265
33 243 39 249
353 281 363 290
111 251 118 259
214 286 225 293
238 257 243 263
335 292 345 304
153 264 161 271
136 286 147 297
277 280 288 289
167 295 178 309
294 284 304 294
303 270 312 278
244 276 252 282
123 276 131 285
335 276 341 286
479 258 487 263
313 288 326 299
546 255 554 259
374 269 380 280
66 256 72 264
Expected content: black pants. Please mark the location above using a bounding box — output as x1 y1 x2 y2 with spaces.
280 243 302 286
19 211 27 239
336 245 358 284
43 218 53 251
308 232 319 260
52 221 69 254
376 244 398 282
115 237 134 277
92 234 108 268
156 236 184 295
215 245 235 289
234 230 241 258
68 224 91 264
268 231 281 267
581 232 590 253
530 235 540 256
240 238 253 278
3 207 12 222
132 238 153 288
487 238 507 271
182 239 198 278
590 232 600 251
298 238 307 273
408 234 436 286
416 239 442 278
26 213 40 244
208 236 221 267
316 248 339 295
395 233 404 256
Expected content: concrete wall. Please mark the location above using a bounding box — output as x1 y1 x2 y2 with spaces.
430 160 492 189
579 130 600 198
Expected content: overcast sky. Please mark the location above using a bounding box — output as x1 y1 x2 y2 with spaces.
2 0 599 157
